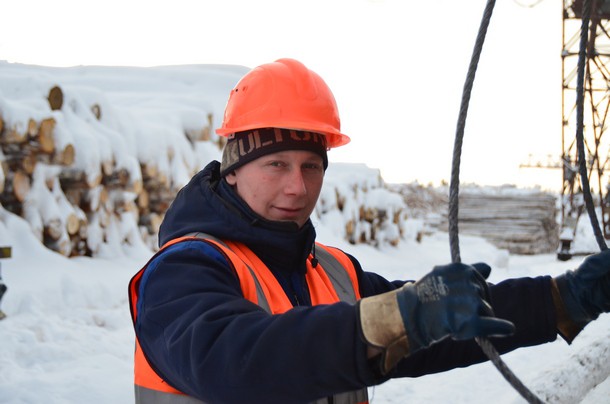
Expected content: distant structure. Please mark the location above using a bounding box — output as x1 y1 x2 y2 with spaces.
557 0 610 259
522 1 610 259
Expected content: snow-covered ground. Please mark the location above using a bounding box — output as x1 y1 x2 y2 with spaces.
0 205 609 404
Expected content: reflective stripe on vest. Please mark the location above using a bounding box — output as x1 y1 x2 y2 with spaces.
129 233 368 404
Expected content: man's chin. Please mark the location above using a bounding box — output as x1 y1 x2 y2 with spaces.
279 219 306 228
257 216 306 230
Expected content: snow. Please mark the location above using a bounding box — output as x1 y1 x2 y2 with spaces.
1 61 609 403
2 210 610 403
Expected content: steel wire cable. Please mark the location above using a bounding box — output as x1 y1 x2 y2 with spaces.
447 0 544 402
574 0 608 252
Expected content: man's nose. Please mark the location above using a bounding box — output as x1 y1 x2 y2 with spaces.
285 168 307 196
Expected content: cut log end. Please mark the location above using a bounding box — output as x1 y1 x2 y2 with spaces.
66 213 80 236
48 86 64 111
38 117 56 154
12 171 31 203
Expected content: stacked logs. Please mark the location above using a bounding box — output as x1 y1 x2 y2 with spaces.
317 168 408 247
1 114 74 208
0 85 217 257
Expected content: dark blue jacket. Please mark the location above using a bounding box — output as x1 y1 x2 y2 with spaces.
133 161 558 403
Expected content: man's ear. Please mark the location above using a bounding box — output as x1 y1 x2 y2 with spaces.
225 171 237 185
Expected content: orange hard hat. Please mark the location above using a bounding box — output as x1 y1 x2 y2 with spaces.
215 58 350 148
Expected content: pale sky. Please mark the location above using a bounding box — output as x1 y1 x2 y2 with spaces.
1 0 563 190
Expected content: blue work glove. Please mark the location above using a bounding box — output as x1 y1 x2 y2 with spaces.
396 262 513 353
554 248 610 335
358 262 515 374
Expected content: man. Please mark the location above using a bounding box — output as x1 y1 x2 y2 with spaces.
129 58 610 404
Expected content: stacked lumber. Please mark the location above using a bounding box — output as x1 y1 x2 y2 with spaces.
389 183 560 253
0 84 217 257
439 190 559 254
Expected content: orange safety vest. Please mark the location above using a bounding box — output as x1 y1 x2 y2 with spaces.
129 233 369 404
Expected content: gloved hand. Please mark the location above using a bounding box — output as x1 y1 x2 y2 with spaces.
358 262 515 374
554 248 610 338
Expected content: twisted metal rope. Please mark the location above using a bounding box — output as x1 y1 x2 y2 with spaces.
574 0 608 252
448 0 544 402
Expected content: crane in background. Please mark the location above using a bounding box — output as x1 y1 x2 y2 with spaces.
527 0 610 260
559 0 610 259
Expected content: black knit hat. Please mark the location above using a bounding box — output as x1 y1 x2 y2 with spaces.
220 128 328 177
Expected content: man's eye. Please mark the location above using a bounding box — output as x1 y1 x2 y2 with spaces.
304 163 322 170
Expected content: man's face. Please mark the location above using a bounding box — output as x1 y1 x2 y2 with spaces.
225 150 325 228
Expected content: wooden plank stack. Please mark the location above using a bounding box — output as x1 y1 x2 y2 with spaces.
390 183 560 254
441 190 559 254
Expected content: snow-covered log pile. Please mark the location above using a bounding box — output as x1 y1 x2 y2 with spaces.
439 186 560 254
317 163 409 247
0 62 417 257
388 181 449 241
0 62 246 257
